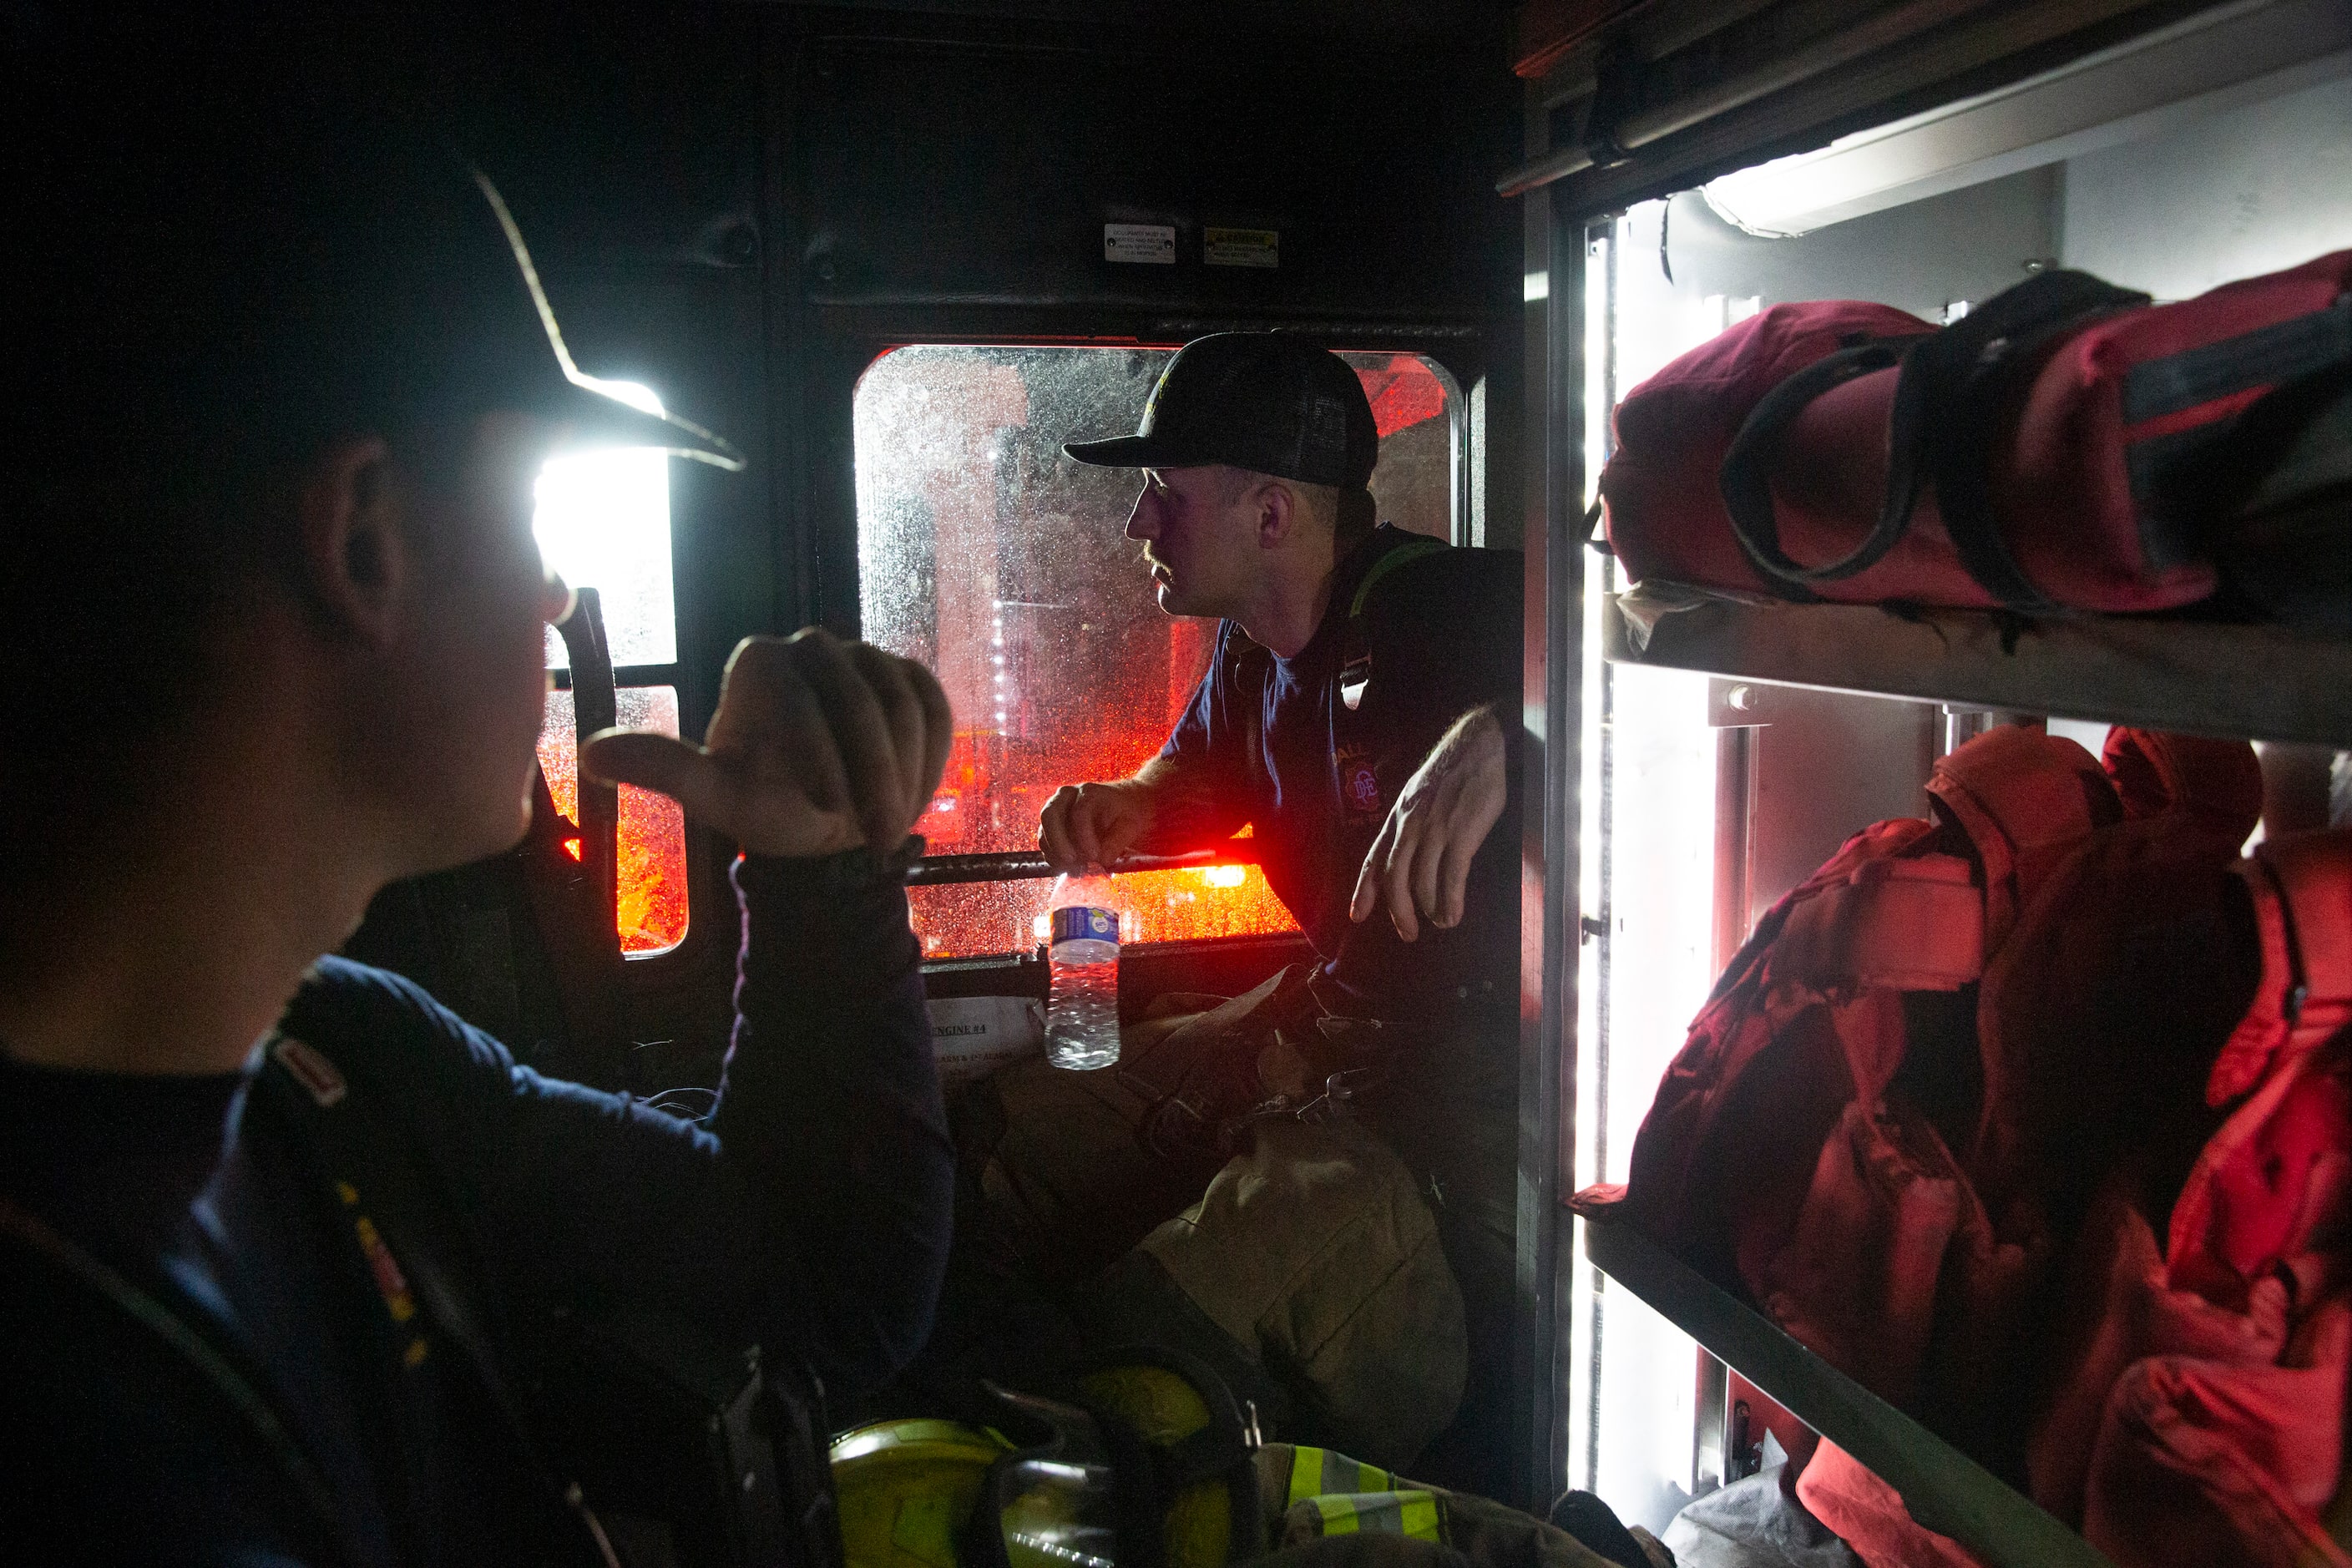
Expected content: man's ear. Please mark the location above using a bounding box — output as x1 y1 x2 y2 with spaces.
293 435 408 645
1254 478 1297 549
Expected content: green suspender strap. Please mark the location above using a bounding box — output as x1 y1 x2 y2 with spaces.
1347 537 1451 621
1338 536 1449 714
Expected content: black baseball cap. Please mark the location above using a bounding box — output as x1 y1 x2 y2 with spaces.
1064 334 1378 489
12 39 741 481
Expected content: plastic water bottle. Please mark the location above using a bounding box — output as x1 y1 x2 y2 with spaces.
1045 873 1120 1070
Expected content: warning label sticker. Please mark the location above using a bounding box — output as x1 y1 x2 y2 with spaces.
1104 223 1176 265
1204 227 1278 268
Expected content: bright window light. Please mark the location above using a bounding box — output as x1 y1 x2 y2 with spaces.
536 380 677 669
1568 205 1727 1534
854 346 1459 959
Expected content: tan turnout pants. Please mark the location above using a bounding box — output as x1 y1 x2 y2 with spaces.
961 999 1514 1474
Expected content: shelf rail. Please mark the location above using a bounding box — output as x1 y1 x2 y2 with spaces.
1581 1215 2117 1568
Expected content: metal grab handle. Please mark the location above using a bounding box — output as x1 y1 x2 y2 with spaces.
554 586 620 953
903 847 1256 887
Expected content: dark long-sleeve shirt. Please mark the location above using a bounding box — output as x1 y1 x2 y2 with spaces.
0 847 950 1566
1150 526 1524 1018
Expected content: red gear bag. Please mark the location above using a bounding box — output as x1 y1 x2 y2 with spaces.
1573 726 2286 1566
1601 250 2352 613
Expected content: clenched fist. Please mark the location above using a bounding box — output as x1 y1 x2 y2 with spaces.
583 629 953 858
1038 777 1161 873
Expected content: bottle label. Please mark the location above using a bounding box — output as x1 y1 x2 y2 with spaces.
1050 905 1120 946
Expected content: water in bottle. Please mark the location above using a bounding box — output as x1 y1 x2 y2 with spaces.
1045 873 1120 1070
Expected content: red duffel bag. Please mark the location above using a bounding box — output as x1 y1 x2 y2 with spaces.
1601 248 2352 613
1571 724 2132 1399
1571 723 2263 1529
1815 830 2350 1568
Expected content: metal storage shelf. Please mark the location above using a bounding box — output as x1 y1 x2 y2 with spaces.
1601 591 2352 746
1581 1214 2115 1568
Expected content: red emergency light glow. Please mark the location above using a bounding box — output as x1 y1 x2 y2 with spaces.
904 645 1305 957
1358 353 1448 438
537 689 690 955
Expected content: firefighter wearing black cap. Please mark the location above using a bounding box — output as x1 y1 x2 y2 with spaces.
966 335 1524 1490
1 22 952 1564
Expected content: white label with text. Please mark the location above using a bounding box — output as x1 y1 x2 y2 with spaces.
1104 223 1177 265
926 994 1046 1081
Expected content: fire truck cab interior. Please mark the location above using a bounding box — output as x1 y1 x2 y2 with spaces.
127 1 2352 1563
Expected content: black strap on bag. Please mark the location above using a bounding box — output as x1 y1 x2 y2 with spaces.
1722 271 2149 610
1719 337 1924 600
0 1192 369 1567
1923 271 2151 611
254 1036 631 1567
255 1034 849 1568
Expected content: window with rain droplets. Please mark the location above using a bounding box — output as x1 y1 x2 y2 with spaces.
853 346 1460 959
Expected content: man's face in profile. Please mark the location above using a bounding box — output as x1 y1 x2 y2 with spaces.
377 412 575 873
1124 464 1259 621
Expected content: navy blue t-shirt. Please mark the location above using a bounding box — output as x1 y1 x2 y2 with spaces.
0 848 950 1566
1151 526 1523 1019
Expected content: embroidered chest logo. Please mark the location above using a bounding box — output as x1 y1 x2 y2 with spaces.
271 1034 347 1107
1335 744 1383 820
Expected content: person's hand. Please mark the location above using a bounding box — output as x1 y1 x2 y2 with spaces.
1038 779 1158 873
583 629 953 858
1348 706 1507 943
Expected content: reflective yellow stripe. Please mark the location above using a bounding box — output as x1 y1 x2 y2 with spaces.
1288 1450 1318 1509
1303 1491 1442 1543
1288 1446 1397 1508
1310 1496 1360 1535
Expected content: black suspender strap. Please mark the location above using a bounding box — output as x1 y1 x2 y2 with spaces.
255 1033 625 1568
1338 534 1451 711
1223 625 1274 805
0 1191 364 1566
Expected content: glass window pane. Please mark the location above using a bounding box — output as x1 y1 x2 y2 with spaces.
537 685 690 956
1338 352 1458 543
534 382 676 670
855 345 1461 959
